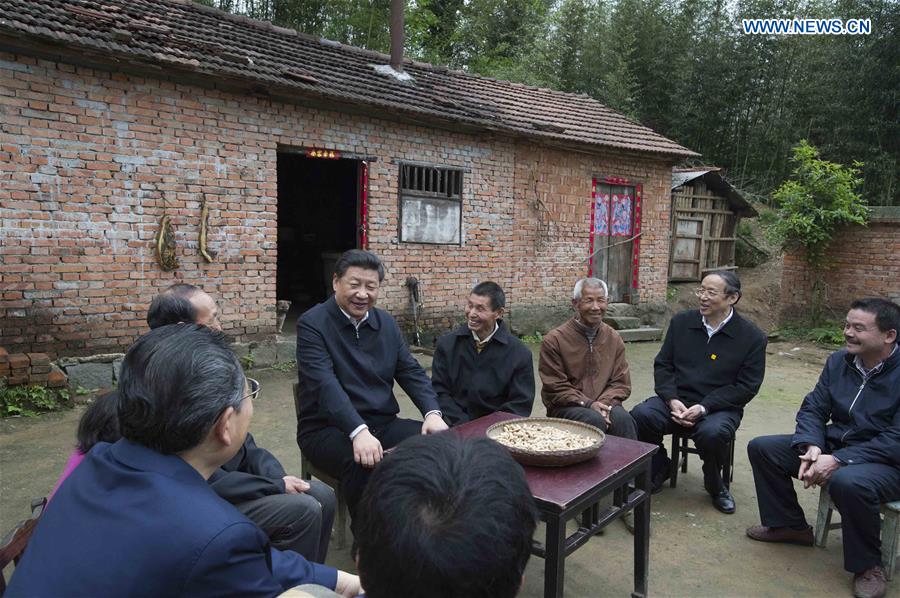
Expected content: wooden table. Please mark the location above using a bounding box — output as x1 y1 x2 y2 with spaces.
454 412 658 598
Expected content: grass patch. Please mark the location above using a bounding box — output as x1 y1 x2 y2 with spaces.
271 360 297 373
774 322 845 347
521 332 543 344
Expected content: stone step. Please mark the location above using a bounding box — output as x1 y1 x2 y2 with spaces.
605 316 642 331
619 327 663 342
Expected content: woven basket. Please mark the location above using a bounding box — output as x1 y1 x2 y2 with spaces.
486 417 605 467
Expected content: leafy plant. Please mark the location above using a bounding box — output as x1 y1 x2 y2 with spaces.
271 360 297 373
74 385 92 396
666 286 678 302
0 382 72 418
240 353 256 370
768 141 868 323
774 322 845 347
521 332 543 344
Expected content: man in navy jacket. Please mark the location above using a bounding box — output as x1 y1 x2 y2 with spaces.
296 250 448 530
432 281 535 425
631 270 767 514
747 298 900 598
7 325 360 597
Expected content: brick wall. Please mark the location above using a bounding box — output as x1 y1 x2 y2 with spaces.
780 217 900 321
0 53 676 357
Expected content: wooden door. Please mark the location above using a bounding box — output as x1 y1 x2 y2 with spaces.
590 181 637 302
669 217 704 281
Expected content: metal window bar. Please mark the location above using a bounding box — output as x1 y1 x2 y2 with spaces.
400 164 462 199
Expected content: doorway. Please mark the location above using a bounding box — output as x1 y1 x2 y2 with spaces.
588 178 642 303
276 151 362 320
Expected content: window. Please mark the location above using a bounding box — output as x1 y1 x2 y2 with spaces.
398 163 463 244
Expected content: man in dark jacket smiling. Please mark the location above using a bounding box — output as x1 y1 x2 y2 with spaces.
296 250 448 532
432 281 535 425
746 298 900 598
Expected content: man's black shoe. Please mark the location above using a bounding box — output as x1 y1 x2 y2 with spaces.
711 488 735 514
651 466 670 494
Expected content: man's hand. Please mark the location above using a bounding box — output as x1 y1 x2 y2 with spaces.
798 445 822 487
422 412 449 435
590 401 612 425
334 570 363 598
282 475 310 494
668 399 696 427
808 454 842 487
352 429 383 468
675 404 705 427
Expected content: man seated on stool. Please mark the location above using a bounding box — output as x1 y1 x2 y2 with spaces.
355 433 537 598
746 298 900 598
432 281 535 425
148 284 336 563
295 249 448 539
6 325 360 597
630 270 767 514
539 277 636 439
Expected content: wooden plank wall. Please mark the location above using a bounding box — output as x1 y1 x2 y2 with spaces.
669 178 738 282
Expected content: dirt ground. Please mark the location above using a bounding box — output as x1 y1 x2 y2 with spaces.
1 338 897 597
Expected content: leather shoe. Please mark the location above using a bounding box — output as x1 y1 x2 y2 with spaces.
651 467 670 494
853 566 887 598
710 488 735 514
745 524 814 546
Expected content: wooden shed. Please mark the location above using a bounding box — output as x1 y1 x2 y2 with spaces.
668 168 757 281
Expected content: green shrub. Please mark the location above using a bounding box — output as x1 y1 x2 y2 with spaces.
0 382 72 417
521 332 543 344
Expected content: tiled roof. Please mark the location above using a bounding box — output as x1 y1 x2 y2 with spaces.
0 0 697 157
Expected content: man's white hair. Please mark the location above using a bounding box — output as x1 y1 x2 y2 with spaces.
573 278 609 300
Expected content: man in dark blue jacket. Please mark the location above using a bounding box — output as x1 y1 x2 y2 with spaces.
631 270 767 514
432 281 535 425
296 250 448 531
7 325 360 597
747 298 900 598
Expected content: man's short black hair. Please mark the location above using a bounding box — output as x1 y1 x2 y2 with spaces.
76 391 121 454
117 324 245 455
146 284 201 329
334 249 385 282
471 281 506 311
706 270 742 303
356 434 537 598
850 297 900 334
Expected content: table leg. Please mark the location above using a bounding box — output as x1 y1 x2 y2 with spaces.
632 465 651 598
544 514 566 598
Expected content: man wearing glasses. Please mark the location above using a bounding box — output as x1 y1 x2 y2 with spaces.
147 286 336 564
630 270 767 514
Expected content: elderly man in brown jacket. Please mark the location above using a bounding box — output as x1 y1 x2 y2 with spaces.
539 277 637 440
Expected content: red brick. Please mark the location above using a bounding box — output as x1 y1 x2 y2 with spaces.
0 347 7 363
27 352 50 366
28 373 49 384
29 364 51 374
8 353 29 369
46 369 68 388
7 374 28 385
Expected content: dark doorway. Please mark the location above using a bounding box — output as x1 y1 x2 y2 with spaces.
277 152 360 317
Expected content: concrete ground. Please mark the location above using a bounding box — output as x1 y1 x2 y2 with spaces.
1 339 897 597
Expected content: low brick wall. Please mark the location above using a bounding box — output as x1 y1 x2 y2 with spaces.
0 347 67 387
780 209 900 321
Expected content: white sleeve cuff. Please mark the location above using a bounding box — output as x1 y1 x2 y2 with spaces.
424 410 442 420
349 424 368 440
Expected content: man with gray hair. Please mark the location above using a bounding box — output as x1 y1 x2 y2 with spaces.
630 270 767 514
539 277 637 440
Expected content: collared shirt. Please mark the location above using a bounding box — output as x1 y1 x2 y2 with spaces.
702 307 734 340
472 322 500 353
339 305 440 439
853 343 898 379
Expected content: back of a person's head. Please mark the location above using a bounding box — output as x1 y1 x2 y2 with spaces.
356 434 537 598
76 391 122 454
117 324 244 454
146 284 200 329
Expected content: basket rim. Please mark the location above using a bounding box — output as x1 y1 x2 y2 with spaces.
486 417 606 458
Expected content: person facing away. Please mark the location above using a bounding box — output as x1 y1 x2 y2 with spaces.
630 270 767 515
431 281 535 425
295 249 448 533
539 277 637 440
148 283 336 563
6 324 361 598
746 298 900 598
355 433 538 598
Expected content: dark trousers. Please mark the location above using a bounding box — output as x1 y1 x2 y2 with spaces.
630 396 741 487
236 479 335 563
550 404 638 440
748 434 900 573
298 417 422 529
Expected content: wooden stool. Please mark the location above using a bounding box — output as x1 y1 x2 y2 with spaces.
0 497 46 593
293 383 349 551
669 429 735 489
814 485 900 580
